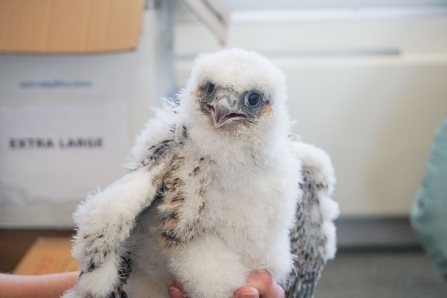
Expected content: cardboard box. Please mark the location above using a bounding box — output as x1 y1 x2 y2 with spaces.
0 0 176 226
13 237 78 275
0 0 144 53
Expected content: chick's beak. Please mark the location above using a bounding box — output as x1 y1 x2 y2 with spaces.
205 93 248 128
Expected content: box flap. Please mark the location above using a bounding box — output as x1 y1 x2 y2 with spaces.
0 0 144 53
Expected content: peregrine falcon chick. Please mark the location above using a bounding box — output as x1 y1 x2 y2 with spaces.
62 48 339 298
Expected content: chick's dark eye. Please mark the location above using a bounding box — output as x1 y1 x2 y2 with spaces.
245 92 260 106
207 82 215 94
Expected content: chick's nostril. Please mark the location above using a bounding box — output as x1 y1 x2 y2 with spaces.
205 104 215 115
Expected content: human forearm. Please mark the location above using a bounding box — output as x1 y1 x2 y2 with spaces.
0 272 79 298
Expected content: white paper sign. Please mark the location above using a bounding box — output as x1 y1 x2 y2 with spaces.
0 104 129 203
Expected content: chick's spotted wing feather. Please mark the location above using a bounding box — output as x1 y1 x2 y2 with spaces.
283 141 338 298
62 110 183 298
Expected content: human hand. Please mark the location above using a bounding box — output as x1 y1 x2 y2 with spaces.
168 270 284 298
233 271 284 298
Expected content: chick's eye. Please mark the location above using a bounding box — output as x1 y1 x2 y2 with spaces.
207 82 215 94
245 92 260 106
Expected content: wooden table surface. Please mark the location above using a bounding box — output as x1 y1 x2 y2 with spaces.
0 229 74 273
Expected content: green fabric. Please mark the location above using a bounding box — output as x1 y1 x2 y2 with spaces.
410 117 447 278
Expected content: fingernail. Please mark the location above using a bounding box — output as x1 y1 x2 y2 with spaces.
169 286 181 293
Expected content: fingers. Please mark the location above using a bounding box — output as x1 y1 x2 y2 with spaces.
168 271 284 298
234 271 284 298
